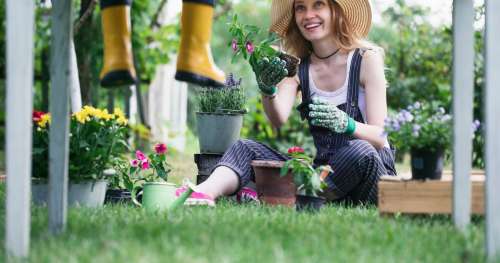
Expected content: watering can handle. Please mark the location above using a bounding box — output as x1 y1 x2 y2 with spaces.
131 186 143 207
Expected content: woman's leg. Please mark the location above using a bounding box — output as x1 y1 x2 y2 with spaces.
324 139 389 204
195 139 288 199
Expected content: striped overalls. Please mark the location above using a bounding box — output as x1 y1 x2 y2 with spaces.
213 49 397 204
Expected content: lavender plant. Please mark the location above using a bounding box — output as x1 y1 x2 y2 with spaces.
197 73 247 114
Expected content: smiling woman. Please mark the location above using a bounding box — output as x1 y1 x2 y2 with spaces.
173 0 397 207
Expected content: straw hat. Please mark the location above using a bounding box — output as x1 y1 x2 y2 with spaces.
270 0 372 38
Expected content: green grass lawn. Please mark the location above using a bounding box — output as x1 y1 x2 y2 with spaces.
0 151 491 262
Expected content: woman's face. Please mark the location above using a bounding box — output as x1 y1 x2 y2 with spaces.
294 0 333 42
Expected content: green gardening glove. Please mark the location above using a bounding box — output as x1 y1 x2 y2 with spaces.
309 97 356 134
250 55 288 96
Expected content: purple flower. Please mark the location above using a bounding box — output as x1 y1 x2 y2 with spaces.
413 102 421 109
472 119 481 133
245 41 254 54
412 124 421 136
441 114 452 122
399 110 414 123
231 39 238 52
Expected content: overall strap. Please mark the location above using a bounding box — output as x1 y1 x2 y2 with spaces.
296 57 311 120
345 48 363 118
299 57 311 103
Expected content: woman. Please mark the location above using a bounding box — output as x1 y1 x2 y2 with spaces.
176 0 397 206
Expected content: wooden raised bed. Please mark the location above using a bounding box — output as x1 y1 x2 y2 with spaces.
378 171 485 215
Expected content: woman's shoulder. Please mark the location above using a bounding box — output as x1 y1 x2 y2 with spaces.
358 46 386 86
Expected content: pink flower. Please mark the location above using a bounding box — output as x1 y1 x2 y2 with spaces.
245 41 254 54
288 146 305 155
135 150 146 160
130 159 140 167
231 39 238 52
140 159 150 170
154 143 167 155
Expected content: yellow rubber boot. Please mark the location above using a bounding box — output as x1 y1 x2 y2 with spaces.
175 1 225 87
100 0 136 87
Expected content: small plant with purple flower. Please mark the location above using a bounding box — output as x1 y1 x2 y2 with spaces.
384 102 480 153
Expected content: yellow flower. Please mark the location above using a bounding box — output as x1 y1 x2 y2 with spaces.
117 116 128 126
38 113 51 128
114 108 128 125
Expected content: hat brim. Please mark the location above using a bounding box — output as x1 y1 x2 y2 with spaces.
269 0 372 38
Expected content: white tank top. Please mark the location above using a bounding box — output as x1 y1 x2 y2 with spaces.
309 50 390 148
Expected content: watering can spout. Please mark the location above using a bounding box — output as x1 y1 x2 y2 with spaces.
168 180 197 211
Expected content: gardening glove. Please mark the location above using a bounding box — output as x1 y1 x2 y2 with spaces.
251 55 288 96
309 97 356 135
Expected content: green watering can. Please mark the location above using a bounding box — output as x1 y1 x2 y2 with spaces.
132 180 197 212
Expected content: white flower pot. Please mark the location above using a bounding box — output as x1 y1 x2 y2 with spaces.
32 180 108 208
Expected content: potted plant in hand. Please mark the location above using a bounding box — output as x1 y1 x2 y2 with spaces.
281 146 331 212
385 102 480 180
32 106 130 207
196 73 247 154
228 14 300 81
130 143 175 212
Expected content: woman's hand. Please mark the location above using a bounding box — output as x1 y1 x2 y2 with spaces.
251 55 289 96
309 97 356 134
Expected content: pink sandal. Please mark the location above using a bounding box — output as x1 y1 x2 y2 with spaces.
175 186 215 207
236 187 260 204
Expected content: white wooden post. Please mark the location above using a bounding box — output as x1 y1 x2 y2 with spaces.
5 0 35 258
70 39 82 113
49 0 73 234
484 0 500 260
452 0 474 231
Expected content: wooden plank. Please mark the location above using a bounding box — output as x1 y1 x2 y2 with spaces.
452 0 475 230
484 0 500 260
5 0 35 258
49 0 73 235
378 177 484 215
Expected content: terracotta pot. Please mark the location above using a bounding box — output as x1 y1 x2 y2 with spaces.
251 160 296 207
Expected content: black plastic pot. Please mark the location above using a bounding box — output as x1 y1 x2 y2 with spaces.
410 148 444 180
295 195 326 212
105 189 132 204
194 153 223 184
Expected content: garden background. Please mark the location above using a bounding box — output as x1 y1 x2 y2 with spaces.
0 0 493 262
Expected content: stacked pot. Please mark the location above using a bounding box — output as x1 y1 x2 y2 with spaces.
194 111 245 184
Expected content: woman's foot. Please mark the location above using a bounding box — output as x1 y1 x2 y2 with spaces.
175 186 215 207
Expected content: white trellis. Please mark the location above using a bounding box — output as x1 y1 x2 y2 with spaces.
5 0 35 258
4 0 500 260
484 0 500 260
452 0 474 231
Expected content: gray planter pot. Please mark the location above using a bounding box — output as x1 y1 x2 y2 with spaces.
196 112 244 154
32 180 109 208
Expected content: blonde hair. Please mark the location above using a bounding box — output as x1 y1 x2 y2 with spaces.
282 0 380 58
